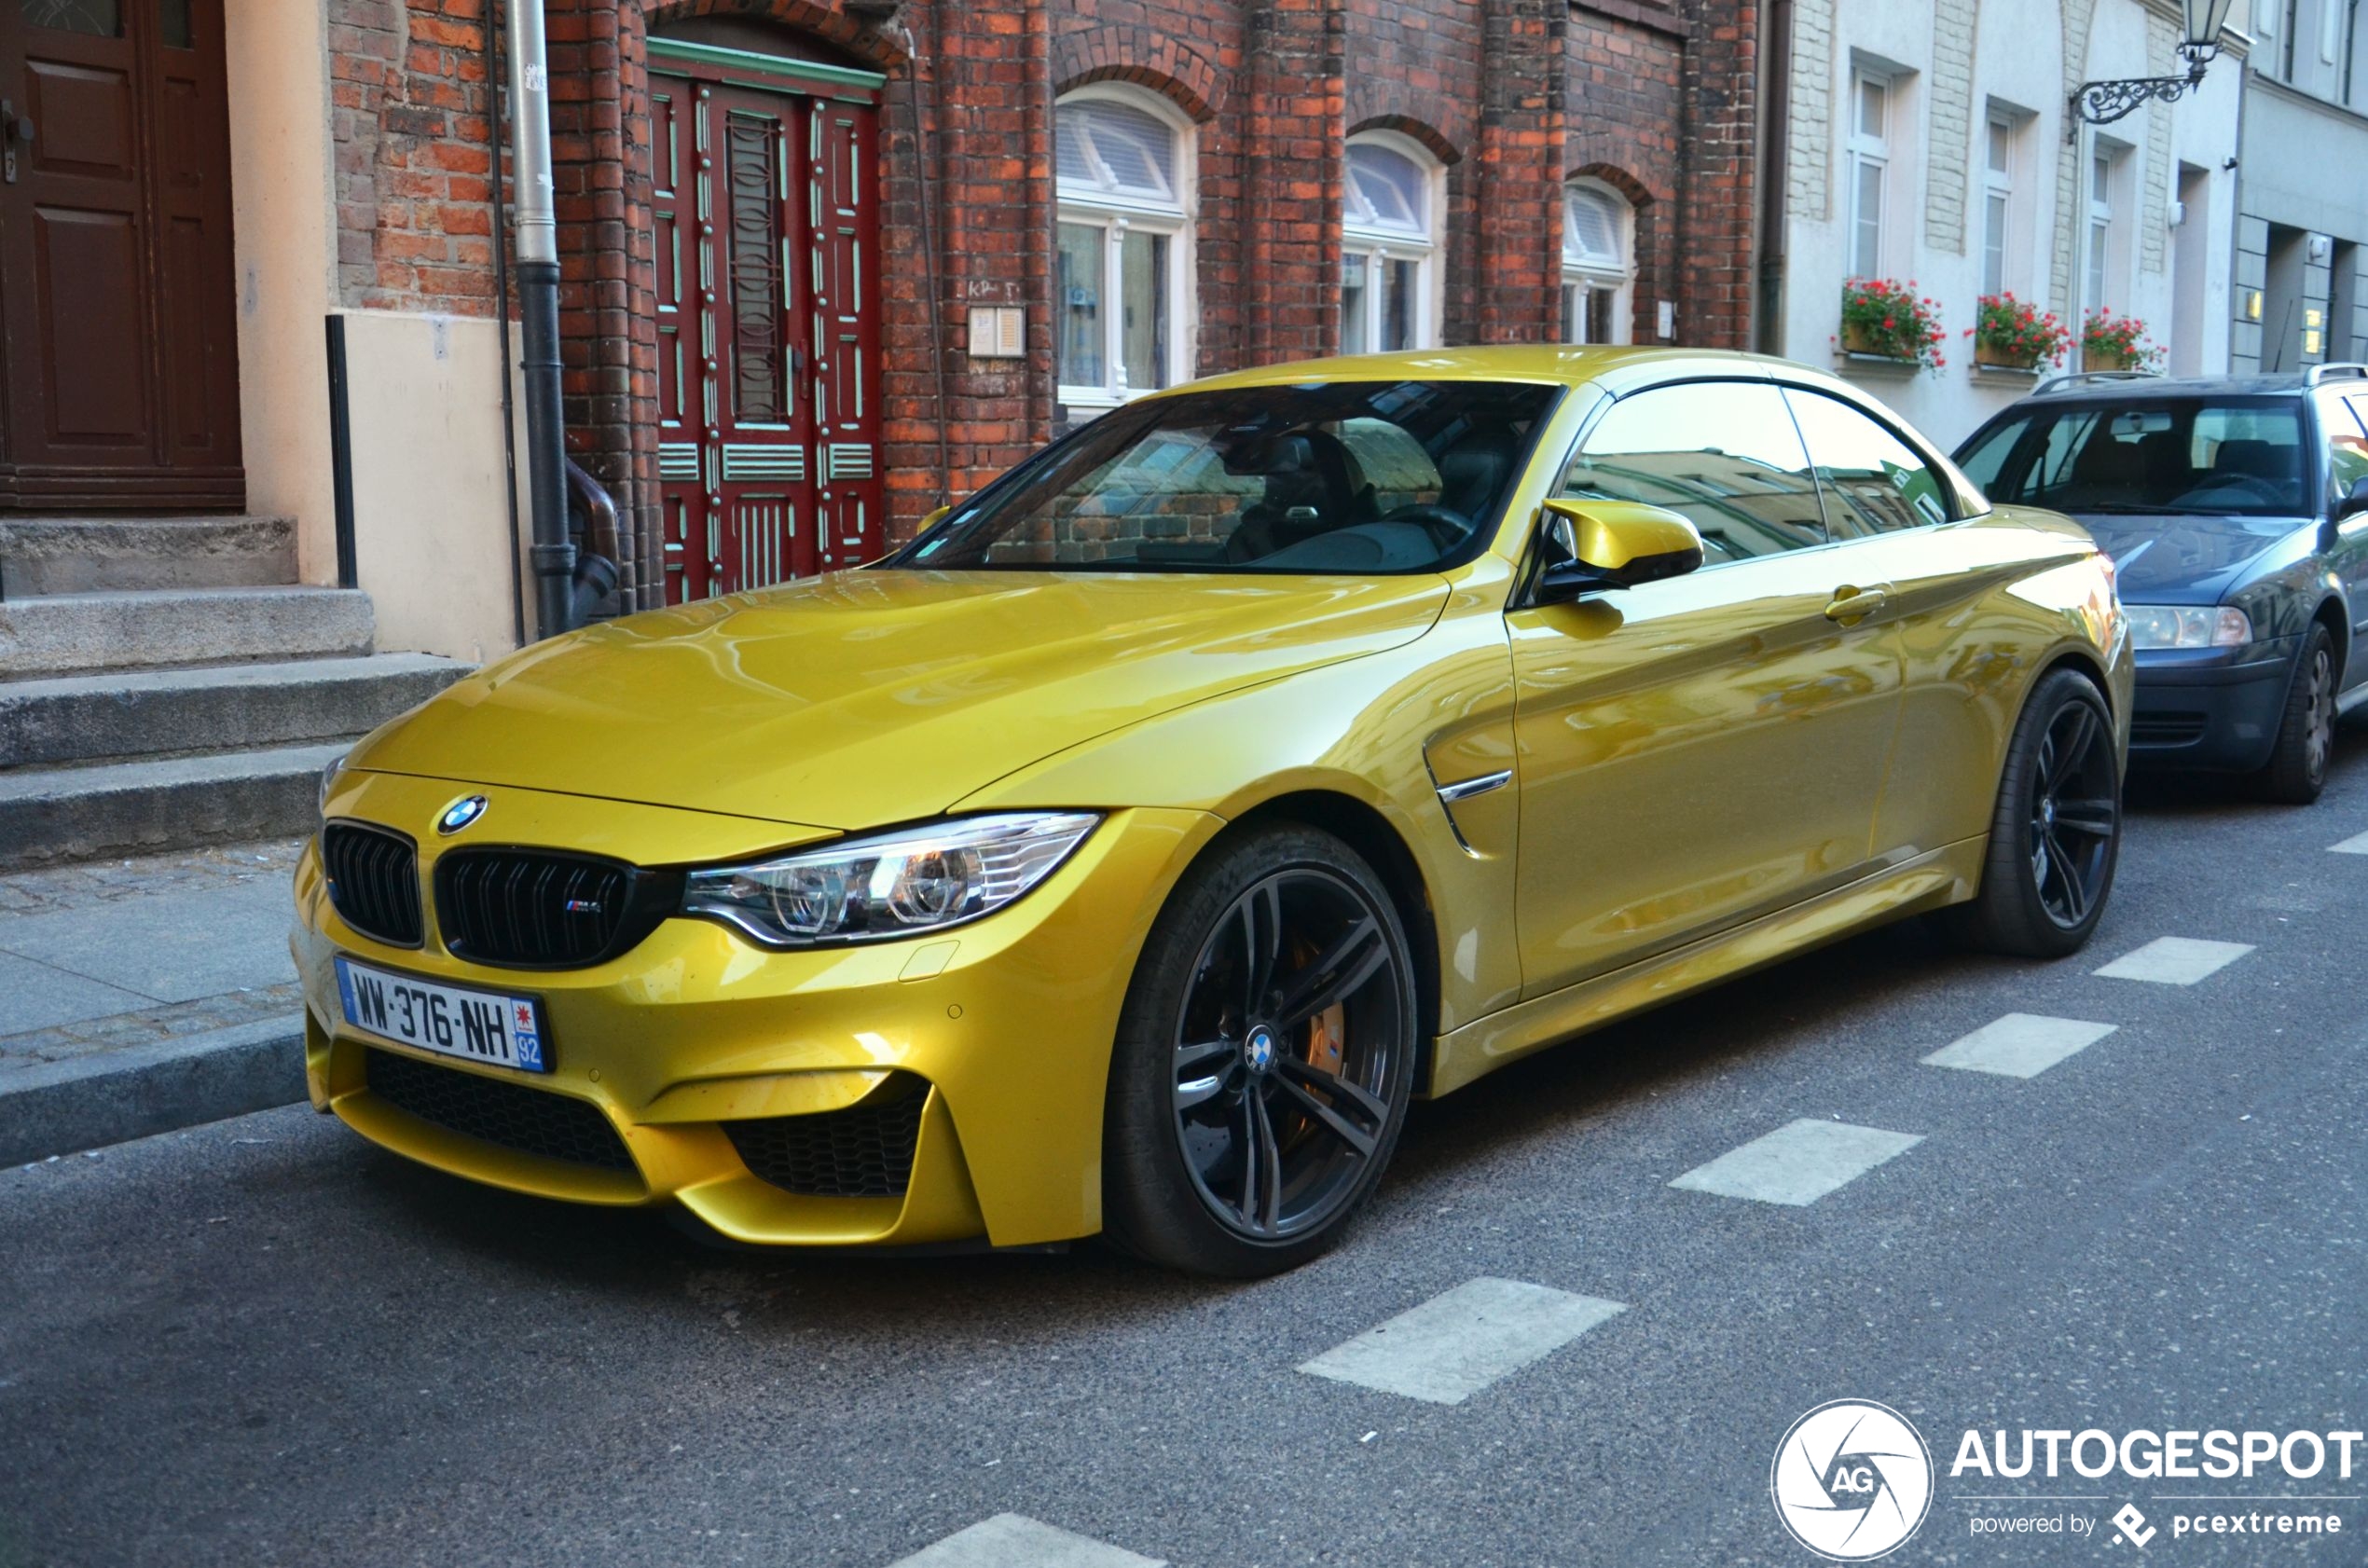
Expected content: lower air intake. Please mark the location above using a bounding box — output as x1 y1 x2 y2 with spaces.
365 1048 635 1173
723 1086 927 1198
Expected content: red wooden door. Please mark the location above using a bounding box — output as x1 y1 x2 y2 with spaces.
654 65 881 602
0 0 241 509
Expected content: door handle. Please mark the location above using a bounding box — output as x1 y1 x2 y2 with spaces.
0 99 29 186
1824 585 1890 623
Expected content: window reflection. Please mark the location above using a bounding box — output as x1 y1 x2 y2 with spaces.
1560 381 1826 563
1784 390 1952 535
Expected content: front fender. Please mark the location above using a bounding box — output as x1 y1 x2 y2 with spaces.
953 562 1525 1033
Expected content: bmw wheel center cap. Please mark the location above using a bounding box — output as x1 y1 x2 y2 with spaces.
436 794 489 835
1245 1025 1277 1074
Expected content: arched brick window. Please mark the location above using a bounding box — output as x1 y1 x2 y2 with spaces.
1342 132 1443 352
1054 87 1195 407
1562 180 1635 345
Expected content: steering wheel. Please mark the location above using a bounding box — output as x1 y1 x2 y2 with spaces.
1379 502 1477 551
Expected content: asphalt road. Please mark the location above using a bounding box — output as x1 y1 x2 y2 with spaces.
5 731 2366 1568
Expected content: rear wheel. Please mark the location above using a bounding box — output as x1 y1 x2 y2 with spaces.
1102 825 1416 1277
2251 623 2336 805
1946 668 2122 957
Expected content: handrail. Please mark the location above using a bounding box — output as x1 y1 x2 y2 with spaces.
563 459 621 623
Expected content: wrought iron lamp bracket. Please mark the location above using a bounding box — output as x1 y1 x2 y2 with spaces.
2067 46 2216 140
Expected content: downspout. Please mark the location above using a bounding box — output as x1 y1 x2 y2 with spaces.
505 0 574 638
891 20 953 510
486 0 525 648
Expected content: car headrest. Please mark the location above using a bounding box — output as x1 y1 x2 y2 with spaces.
1437 427 1522 517
2214 439 2296 481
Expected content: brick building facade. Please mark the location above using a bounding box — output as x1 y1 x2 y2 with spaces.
326 0 1765 613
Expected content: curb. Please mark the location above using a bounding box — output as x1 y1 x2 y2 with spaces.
0 1015 308 1166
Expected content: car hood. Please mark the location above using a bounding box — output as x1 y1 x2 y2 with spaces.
350 570 1451 833
2072 512 2312 604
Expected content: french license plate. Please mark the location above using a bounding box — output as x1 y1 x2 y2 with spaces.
334 956 548 1073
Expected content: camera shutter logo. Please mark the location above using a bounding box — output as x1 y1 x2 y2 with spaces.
1770 1399 1934 1561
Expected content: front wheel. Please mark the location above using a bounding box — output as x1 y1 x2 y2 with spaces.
1945 667 2123 957
1102 825 1417 1277
2251 623 2336 805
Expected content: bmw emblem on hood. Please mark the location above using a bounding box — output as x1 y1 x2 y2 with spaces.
436 795 489 835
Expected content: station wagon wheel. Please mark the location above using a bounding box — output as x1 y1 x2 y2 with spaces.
2030 701 2118 928
2255 624 2337 805
1103 826 1416 1276
1944 667 2122 958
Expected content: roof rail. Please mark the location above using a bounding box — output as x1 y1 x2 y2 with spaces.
2306 363 2368 385
2033 369 2162 395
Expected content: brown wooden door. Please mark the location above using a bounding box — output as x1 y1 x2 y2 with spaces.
653 64 880 601
0 0 241 509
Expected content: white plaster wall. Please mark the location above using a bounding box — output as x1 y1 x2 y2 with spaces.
223 0 337 582
338 310 530 663
1777 0 2245 452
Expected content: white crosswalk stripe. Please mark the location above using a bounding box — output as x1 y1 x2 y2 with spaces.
888 1515 1164 1568
1921 1013 2118 1080
1668 1119 1922 1206
2329 829 2368 854
2092 936 2254 985
1296 1276 1626 1406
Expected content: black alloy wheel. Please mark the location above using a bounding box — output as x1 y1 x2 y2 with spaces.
2028 698 2119 929
1104 826 1416 1276
2255 624 2337 805
1945 667 2122 957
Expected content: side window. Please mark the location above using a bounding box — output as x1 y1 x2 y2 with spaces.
1559 381 1826 565
2330 393 2368 508
1783 389 1954 536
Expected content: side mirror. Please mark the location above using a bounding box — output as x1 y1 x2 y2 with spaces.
919 503 953 531
1532 498 1705 604
2338 476 2368 522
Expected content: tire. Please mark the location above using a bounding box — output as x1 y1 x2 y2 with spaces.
1102 824 1418 1277
1945 667 2122 958
2251 623 2336 805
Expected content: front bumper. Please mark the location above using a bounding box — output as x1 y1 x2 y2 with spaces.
2127 638 2298 773
293 770 1219 1249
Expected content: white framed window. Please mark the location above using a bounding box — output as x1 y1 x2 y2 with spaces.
2323 0 2346 62
1054 89 1193 406
1342 133 1442 353
2084 142 2128 323
1561 180 1634 344
1981 113 2014 297
1846 70 1893 280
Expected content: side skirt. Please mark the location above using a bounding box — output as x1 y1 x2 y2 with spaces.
1425 837 1989 1097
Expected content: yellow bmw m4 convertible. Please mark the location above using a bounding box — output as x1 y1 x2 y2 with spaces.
296 346 2130 1275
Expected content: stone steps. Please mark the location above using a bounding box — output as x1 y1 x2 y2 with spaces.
0 741 355 872
0 515 296 596
0 585 376 679
0 653 469 769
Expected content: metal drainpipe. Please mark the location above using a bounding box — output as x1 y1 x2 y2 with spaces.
506 0 574 639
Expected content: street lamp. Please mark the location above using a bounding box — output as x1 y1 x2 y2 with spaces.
2068 0 2237 138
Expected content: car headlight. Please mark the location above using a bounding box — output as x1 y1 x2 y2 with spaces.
318 751 347 820
2125 604 2252 650
681 812 1101 949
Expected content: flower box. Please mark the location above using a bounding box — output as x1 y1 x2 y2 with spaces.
1976 341 2044 370
1838 280 1946 373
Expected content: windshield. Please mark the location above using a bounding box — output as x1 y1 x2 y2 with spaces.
890 380 1561 573
1955 397 2310 516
